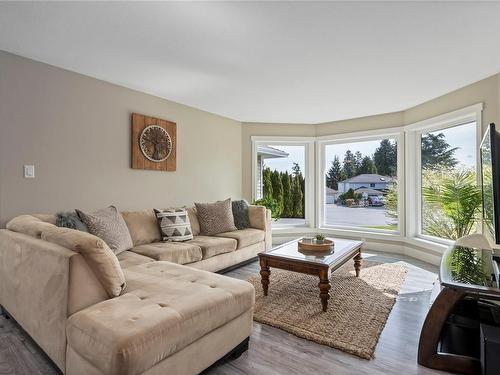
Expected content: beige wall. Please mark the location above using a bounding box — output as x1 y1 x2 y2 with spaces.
404 74 499 133
0 52 242 226
315 111 405 136
242 74 500 201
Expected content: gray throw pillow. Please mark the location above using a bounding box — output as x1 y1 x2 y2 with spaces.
232 200 250 229
154 208 194 242
76 206 133 255
55 211 89 232
195 198 238 235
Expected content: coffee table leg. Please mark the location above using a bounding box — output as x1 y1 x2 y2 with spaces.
259 257 270 296
318 269 331 312
354 251 362 277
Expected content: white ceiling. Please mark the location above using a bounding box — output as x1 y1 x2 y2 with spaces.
1 2 500 124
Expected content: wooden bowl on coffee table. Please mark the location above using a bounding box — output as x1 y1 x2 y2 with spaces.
298 238 334 252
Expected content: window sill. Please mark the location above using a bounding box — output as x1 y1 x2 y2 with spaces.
319 226 403 241
272 225 403 241
271 226 450 252
272 226 314 234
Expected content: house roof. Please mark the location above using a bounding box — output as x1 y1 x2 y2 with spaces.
326 187 337 195
339 174 394 184
257 146 289 159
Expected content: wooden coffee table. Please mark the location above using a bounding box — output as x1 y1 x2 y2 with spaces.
258 238 363 312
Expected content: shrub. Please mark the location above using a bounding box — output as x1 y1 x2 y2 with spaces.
422 170 481 240
254 196 282 221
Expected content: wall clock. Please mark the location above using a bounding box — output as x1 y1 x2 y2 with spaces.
132 113 177 171
140 125 172 162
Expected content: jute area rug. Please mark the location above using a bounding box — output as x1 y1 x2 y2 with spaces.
247 260 407 359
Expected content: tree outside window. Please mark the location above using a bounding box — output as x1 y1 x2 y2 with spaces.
420 122 481 240
256 145 307 227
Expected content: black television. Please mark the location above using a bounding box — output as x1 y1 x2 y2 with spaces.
480 123 500 246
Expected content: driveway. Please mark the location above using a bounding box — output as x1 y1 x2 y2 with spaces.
271 204 397 229
325 204 396 228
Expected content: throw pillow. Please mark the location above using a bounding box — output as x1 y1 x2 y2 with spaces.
154 208 194 242
195 198 237 235
121 209 161 246
232 199 251 229
55 211 89 232
41 226 126 297
76 206 133 255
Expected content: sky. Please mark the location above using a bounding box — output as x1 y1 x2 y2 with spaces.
263 145 305 173
262 122 476 175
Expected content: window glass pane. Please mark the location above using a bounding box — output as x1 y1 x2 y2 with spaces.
420 121 478 240
323 139 398 231
256 144 306 228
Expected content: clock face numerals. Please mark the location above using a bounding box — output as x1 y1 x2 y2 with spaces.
139 125 172 162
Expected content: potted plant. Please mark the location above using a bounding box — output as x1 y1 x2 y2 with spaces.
314 233 326 244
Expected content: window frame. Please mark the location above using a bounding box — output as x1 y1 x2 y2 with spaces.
251 136 316 230
404 103 483 247
316 127 405 238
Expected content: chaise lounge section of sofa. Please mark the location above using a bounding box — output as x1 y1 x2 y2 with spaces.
0 204 271 375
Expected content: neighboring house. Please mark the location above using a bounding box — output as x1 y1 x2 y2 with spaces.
337 174 394 194
255 146 289 199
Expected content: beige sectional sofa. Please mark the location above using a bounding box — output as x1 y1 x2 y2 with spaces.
0 205 271 375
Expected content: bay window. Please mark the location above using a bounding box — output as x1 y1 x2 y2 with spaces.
251 104 483 252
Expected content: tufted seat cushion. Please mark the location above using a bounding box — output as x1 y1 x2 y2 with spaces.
216 228 265 249
130 241 202 264
66 261 255 375
186 235 237 259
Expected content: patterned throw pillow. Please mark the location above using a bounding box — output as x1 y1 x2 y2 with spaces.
154 208 194 242
232 200 251 229
75 206 133 255
195 198 238 236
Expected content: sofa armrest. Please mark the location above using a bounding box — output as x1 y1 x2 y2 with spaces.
248 205 272 250
0 229 109 372
0 229 74 371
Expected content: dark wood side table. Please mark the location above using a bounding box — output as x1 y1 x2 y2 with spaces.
258 238 363 312
418 245 500 375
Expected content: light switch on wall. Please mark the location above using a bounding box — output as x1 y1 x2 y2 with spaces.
24 165 35 178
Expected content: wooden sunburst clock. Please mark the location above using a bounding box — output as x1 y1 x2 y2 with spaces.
131 113 177 171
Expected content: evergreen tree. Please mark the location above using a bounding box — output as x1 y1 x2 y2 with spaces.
300 173 305 218
291 162 301 177
373 140 397 176
291 176 303 218
354 151 363 173
326 156 345 190
358 156 377 174
281 171 293 217
262 167 273 199
421 133 459 170
343 150 357 178
271 170 284 214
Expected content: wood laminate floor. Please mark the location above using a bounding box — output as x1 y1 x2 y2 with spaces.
0 251 453 375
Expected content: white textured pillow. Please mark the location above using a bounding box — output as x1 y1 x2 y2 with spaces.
76 206 133 255
154 208 194 242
